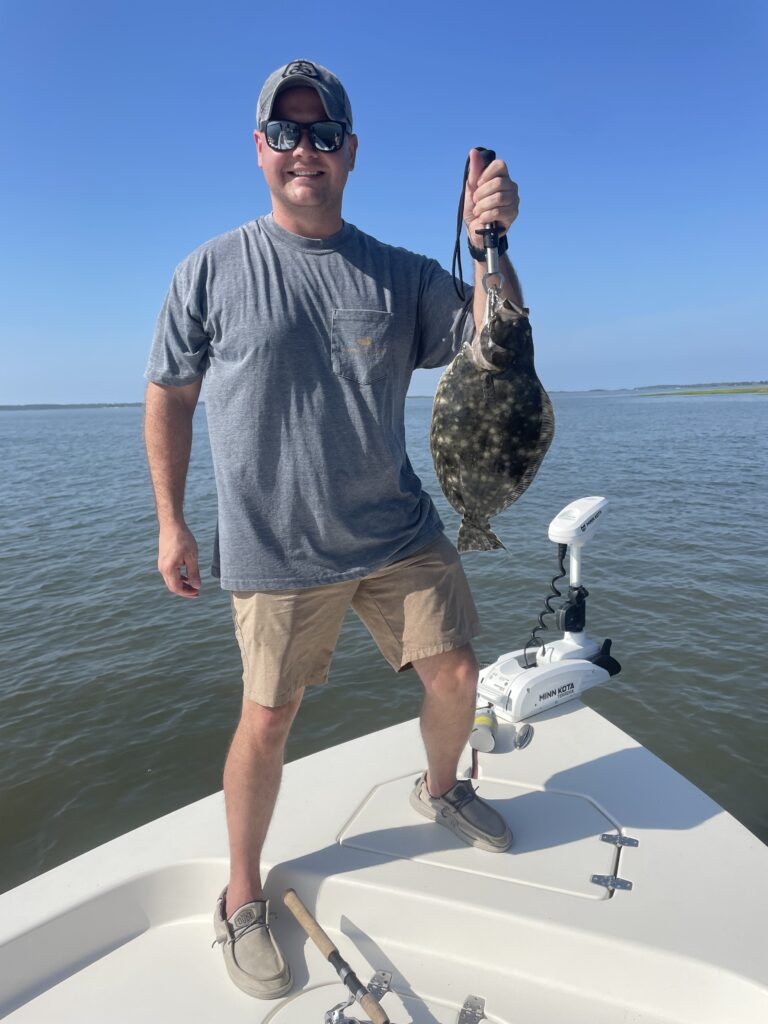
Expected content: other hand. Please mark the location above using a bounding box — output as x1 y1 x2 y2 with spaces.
463 148 519 247
157 523 201 598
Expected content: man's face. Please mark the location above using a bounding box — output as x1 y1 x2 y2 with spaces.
255 87 357 225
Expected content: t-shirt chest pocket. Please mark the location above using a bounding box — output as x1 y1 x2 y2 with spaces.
331 309 393 385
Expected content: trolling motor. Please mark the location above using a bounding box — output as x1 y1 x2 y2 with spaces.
474 497 621 730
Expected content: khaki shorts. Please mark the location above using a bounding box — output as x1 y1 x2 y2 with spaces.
230 533 480 707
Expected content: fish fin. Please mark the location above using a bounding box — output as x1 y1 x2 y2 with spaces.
457 520 506 552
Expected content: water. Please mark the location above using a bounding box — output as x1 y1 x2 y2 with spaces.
1 393 766 893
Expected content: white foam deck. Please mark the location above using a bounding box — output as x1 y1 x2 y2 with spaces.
1 701 766 1023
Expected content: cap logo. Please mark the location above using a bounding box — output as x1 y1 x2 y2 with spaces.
283 60 318 79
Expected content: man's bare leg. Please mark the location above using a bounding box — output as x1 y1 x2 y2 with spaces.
412 643 511 851
223 690 304 916
413 644 478 796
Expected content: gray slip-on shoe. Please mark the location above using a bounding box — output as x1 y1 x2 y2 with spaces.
213 888 292 999
409 774 512 852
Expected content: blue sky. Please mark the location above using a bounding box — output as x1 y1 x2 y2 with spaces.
2 0 766 403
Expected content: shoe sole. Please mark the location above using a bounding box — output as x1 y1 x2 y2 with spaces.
409 786 512 853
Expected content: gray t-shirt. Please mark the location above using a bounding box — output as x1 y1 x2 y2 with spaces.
146 215 472 590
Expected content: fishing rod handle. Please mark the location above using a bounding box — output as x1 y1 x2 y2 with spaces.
283 889 391 1024
284 887 336 958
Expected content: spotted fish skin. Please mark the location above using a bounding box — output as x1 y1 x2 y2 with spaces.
430 301 554 551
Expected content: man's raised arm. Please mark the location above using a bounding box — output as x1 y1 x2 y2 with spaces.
461 148 524 333
144 379 203 598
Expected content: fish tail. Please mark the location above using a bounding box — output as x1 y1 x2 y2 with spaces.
457 519 506 552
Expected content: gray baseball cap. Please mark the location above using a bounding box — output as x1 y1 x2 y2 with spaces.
257 59 353 129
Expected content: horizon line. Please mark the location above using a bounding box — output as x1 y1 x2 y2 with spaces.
2 380 767 411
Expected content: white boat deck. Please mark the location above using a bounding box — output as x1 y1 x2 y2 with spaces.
1 700 766 1023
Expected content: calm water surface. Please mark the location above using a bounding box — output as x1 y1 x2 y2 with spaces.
1 393 766 892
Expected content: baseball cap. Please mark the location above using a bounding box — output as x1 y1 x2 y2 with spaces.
257 59 353 129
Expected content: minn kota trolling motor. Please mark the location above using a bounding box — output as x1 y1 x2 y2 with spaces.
472 496 622 751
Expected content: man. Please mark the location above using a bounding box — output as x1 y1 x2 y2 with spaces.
144 59 524 1000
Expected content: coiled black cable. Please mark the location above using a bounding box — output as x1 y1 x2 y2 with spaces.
523 543 568 667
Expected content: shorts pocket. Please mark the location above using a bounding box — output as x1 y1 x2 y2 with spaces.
331 308 393 384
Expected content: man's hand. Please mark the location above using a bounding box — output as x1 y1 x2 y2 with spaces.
157 522 201 598
463 148 520 247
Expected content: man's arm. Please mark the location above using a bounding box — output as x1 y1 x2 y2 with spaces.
461 148 524 333
144 378 203 598
471 254 524 331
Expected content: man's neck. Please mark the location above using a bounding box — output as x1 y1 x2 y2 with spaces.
271 205 343 240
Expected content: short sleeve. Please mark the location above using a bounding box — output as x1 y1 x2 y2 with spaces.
414 259 475 369
145 255 211 385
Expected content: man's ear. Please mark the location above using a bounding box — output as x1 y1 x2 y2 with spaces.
347 132 358 171
254 129 264 168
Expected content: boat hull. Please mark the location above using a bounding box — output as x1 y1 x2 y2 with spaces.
1 702 766 1022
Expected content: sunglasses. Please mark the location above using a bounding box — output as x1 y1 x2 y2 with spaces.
262 119 347 153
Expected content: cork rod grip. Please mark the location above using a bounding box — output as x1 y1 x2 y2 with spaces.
360 991 390 1024
283 887 336 958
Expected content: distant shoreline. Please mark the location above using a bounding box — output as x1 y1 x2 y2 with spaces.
0 403 146 411
2 382 766 410
640 386 767 397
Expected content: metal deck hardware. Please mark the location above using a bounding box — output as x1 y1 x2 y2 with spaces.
457 994 487 1023
366 971 392 1001
600 832 639 847
591 874 633 892
515 723 534 749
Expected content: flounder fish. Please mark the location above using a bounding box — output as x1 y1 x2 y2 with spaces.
430 300 554 551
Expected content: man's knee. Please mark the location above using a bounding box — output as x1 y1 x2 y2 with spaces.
414 644 479 696
237 689 303 747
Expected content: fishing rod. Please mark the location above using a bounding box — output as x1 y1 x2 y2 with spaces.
283 888 391 1024
284 888 491 1023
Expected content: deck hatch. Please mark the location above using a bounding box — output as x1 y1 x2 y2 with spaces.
338 774 620 900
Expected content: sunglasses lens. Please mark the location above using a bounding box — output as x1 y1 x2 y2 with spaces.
264 120 346 152
310 122 345 152
265 121 301 151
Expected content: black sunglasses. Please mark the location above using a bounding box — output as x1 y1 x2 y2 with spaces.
262 119 347 153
